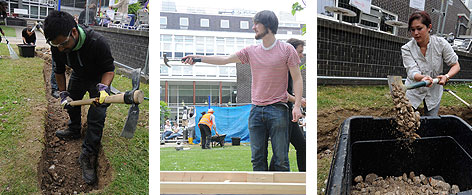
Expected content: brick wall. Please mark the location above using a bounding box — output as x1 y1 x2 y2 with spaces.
236 58 307 104
318 18 472 85
92 26 149 73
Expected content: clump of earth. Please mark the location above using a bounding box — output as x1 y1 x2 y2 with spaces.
351 172 460 195
391 83 421 140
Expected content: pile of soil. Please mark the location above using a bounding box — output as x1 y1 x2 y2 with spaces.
36 48 112 194
390 83 421 140
351 172 460 195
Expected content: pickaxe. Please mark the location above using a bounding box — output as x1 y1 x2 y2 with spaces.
163 53 201 67
67 68 144 138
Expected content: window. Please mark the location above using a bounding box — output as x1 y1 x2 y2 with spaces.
196 36 205 53
175 35 184 52
240 21 249 29
221 20 229 28
317 0 336 17
379 9 398 35
180 17 189 29
185 36 194 53
161 34 172 51
205 37 215 53
160 16 167 25
216 37 225 54
200 18 209 27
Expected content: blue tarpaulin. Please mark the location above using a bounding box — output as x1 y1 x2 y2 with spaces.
194 105 251 144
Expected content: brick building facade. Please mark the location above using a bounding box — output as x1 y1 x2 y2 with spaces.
92 26 149 72
318 0 472 85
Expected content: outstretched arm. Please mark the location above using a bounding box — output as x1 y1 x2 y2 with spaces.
182 53 241 65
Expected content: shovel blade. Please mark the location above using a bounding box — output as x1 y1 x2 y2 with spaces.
121 104 139 139
387 75 405 93
132 68 141 90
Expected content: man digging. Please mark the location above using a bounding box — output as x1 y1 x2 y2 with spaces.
183 10 303 171
44 11 115 184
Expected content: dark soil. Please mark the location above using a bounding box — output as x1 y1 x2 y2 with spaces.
36 48 112 194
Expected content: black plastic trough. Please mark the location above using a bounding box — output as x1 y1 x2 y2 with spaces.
326 115 472 194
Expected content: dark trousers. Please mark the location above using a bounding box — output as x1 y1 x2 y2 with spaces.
198 124 211 149
67 73 109 155
269 108 306 172
50 58 58 91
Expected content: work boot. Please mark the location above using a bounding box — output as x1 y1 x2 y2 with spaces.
55 128 81 140
78 152 97 184
205 136 212 149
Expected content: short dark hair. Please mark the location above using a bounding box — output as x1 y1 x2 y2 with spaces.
408 11 431 32
44 11 77 42
286 38 305 49
253 10 278 34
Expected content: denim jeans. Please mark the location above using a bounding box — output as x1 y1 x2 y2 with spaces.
248 103 290 171
162 131 172 140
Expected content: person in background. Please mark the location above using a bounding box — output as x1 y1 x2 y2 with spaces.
402 11 460 116
22 26 36 45
162 120 173 140
270 37 306 172
187 107 196 144
166 122 183 140
198 109 218 149
109 0 129 16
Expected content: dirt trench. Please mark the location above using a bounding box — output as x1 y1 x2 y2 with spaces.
36 49 112 194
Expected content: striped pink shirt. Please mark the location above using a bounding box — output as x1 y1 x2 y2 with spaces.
236 40 301 106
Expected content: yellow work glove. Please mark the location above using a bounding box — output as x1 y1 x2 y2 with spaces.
96 83 110 104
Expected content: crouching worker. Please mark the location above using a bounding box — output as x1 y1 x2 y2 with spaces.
44 10 115 184
198 109 219 149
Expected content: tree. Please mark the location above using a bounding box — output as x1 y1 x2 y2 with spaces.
160 101 171 128
292 1 306 70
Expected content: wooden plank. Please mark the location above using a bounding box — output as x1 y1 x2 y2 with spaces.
161 171 306 183
246 172 274 183
160 182 306 194
273 172 306 183
161 171 247 182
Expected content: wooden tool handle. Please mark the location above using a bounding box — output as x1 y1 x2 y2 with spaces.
69 90 144 106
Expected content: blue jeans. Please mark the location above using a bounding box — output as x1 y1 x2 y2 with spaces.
162 131 172 140
248 103 290 171
166 133 182 140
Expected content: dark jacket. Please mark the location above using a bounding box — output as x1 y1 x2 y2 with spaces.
52 24 114 81
22 28 36 44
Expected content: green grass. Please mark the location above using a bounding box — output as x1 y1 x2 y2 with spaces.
161 143 300 172
98 74 149 194
317 156 332 195
0 44 149 194
0 44 46 194
0 26 17 37
318 83 472 110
